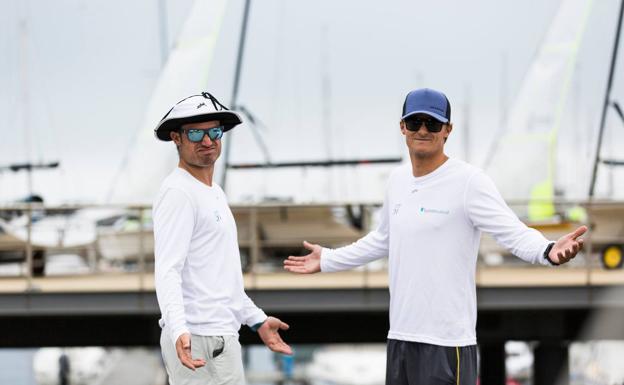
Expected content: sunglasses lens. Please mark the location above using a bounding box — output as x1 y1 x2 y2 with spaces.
208 127 224 140
427 120 443 133
405 118 443 133
187 129 205 142
185 127 223 142
405 120 421 132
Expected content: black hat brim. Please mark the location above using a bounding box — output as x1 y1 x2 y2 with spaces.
154 111 243 141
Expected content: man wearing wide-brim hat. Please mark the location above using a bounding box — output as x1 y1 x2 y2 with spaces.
153 92 291 384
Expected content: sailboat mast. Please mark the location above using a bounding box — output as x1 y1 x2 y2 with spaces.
19 16 32 197
321 24 336 200
222 0 252 188
157 0 169 66
589 0 624 198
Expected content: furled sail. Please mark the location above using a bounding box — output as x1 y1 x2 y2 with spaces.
108 0 229 204
485 0 594 220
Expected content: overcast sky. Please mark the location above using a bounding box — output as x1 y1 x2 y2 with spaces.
1 0 623 204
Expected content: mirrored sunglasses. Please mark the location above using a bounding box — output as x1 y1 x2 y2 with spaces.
183 126 224 142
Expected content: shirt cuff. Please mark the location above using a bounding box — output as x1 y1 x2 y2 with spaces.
250 319 267 332
320 247 335 272
542 241 558 266
246 311 268 329
171 326 190 347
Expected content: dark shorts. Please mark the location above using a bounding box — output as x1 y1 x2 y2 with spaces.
386 339 478 385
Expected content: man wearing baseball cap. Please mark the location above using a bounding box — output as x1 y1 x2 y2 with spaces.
285 88 586 384
153 92 291 384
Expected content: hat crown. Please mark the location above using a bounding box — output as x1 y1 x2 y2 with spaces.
169 94 226 119
154 92 243 141
402 88 451 123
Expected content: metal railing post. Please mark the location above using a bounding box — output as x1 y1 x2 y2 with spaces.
361 204 370 289
25 203 33 290
250 207 259 288
138 206 146 292
585 202 594 286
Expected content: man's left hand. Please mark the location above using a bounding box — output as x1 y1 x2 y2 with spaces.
257 316 292 355
548 225 587 265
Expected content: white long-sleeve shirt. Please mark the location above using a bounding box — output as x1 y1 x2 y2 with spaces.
321 159 551 347
153 168 266 346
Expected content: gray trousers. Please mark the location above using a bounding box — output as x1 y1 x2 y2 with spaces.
386 339 478 385
160 329 245 385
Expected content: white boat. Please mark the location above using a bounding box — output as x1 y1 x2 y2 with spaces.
33 347 110 385
305 345 386 385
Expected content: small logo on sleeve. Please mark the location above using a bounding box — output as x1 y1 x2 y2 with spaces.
214 210 222 222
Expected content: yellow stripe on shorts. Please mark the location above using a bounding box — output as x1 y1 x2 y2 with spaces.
456 346 460 385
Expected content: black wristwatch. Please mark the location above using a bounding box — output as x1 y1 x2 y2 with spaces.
543 242 558 266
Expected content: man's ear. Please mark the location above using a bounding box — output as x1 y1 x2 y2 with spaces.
445 123 453 138
170 130 181 146
400 120 407 136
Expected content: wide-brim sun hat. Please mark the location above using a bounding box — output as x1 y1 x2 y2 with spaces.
154 92 243 141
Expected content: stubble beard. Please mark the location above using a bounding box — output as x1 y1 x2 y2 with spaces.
180 148 219 169
190 154 217 168
413 149 433 160
408 138 436 160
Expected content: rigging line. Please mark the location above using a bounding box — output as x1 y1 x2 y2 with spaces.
602 159 624 166
228 158 403 169
613 101 624 124
237 106 272 164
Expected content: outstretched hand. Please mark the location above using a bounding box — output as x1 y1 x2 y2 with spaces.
283 241 322 274
258 316 292 355
548 225 587 265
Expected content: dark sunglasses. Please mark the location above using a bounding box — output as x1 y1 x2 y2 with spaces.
181 126 224 142
404 117 445 133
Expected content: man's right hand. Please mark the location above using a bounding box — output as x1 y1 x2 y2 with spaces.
283 241 321 274
176 333 206 370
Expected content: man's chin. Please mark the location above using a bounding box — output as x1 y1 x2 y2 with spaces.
412 149 433 159
190 156 217 168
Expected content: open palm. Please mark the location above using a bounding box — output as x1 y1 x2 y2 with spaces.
548 225 587 265
258 316 292 355
283 241 322 274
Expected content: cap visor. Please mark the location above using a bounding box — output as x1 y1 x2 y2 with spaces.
402 110 448 123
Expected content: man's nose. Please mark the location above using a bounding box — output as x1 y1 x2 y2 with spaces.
416 123 429 135
201 133 214 145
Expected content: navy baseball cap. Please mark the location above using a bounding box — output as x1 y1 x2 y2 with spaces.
401 88 451 123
